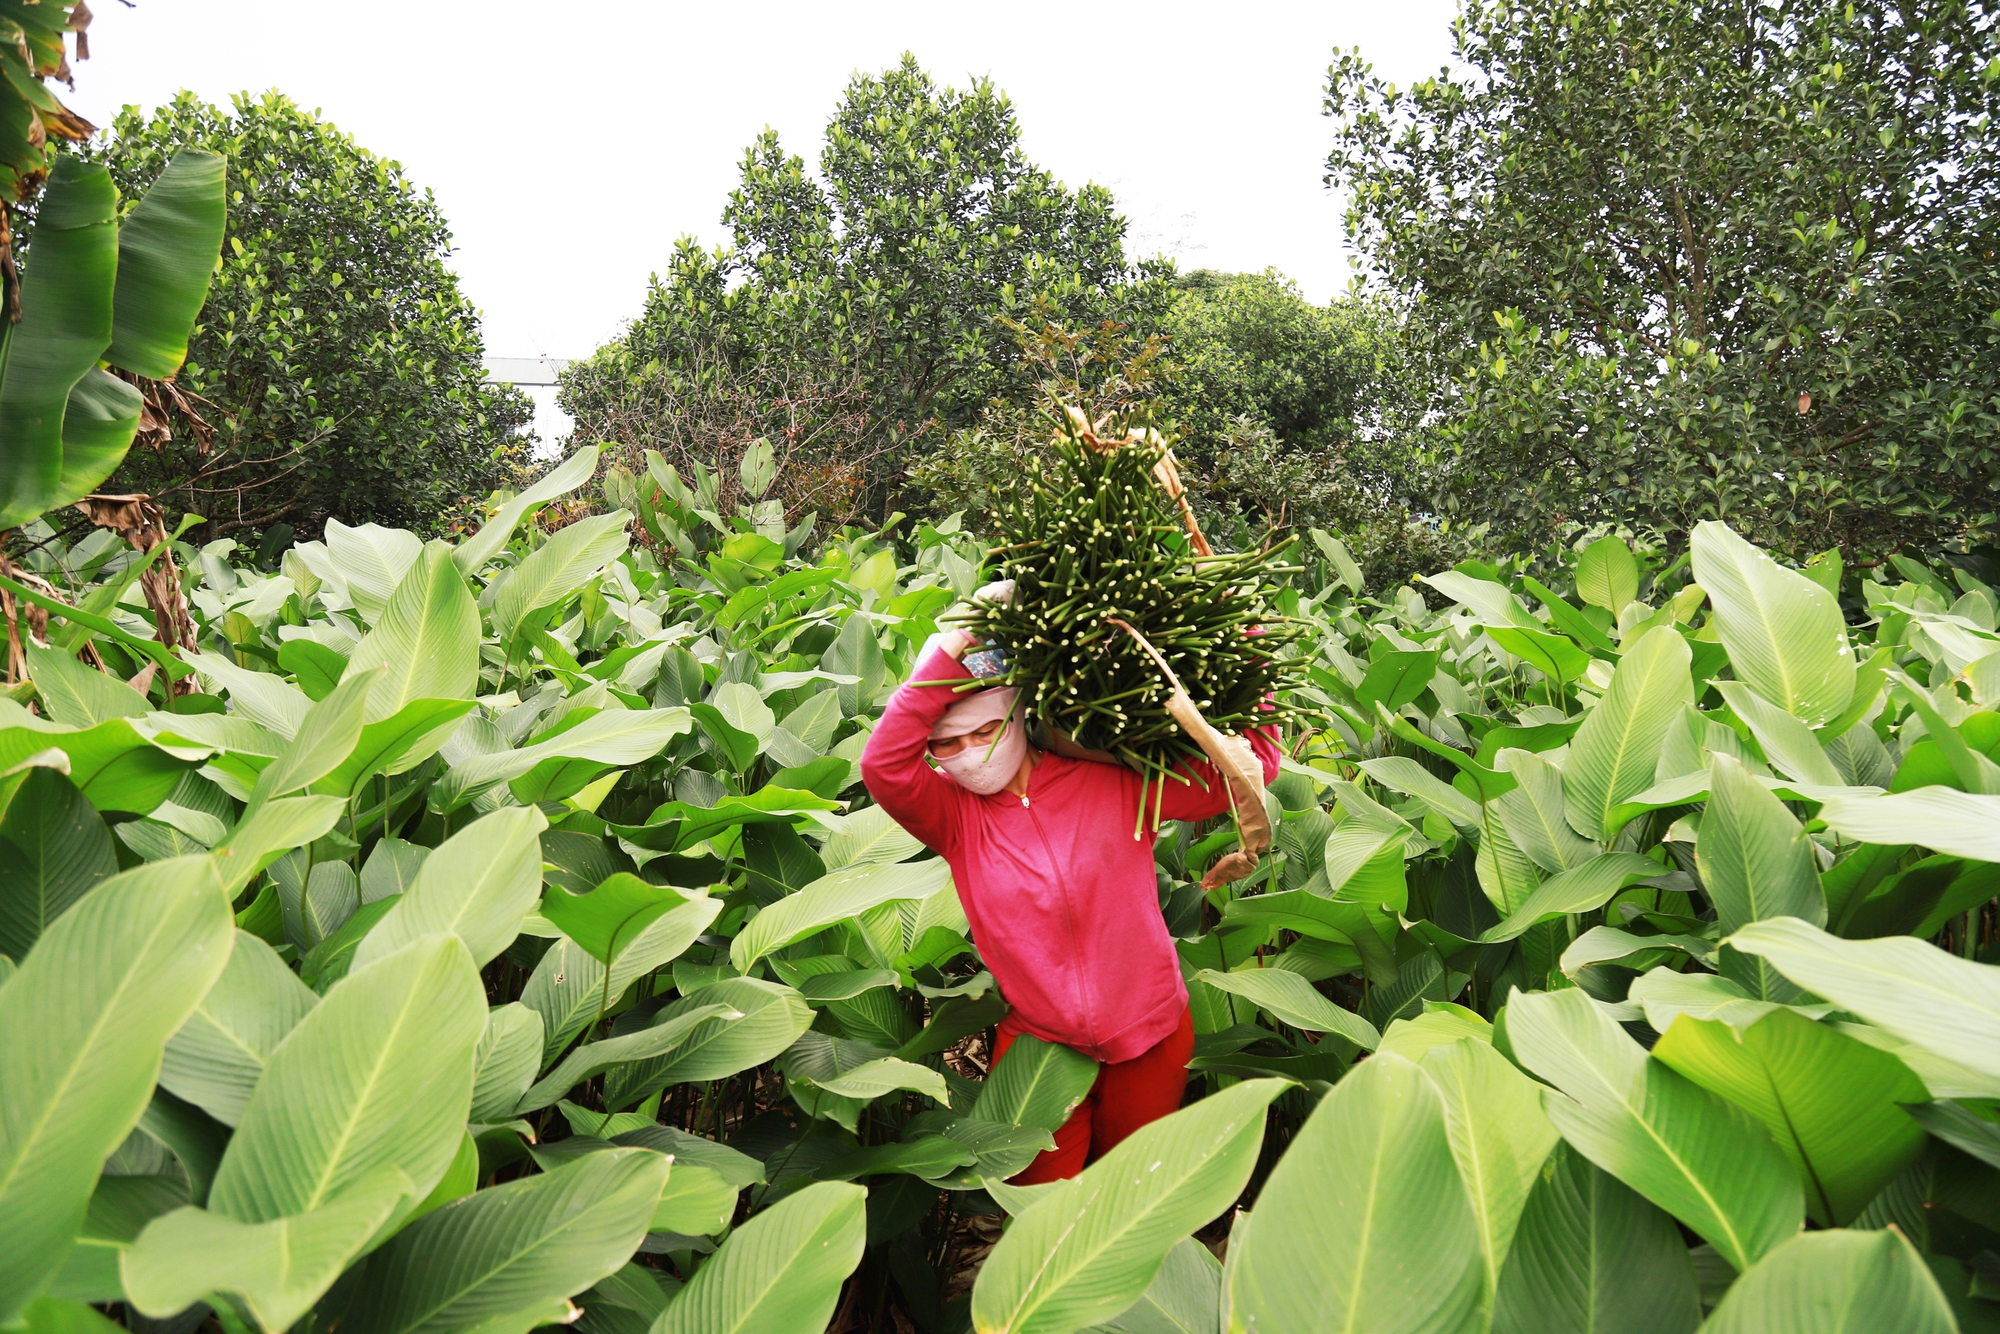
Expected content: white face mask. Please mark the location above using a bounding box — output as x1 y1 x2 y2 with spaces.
935 720 1027 795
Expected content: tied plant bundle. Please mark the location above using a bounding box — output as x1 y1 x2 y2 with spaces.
951 408 1310 840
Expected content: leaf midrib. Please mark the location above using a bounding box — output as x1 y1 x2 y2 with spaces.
297 957 433 1213
1553 1026 1751 1267
384 1166 642 1334
0 878 208 1204
1005 1121 1248 1329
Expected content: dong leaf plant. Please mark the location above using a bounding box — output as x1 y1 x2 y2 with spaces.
3 447 1999 1333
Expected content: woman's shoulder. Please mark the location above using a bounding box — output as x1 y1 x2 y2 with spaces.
1039 751 1140 793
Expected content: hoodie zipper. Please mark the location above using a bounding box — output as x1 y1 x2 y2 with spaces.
1022 787 1095 1050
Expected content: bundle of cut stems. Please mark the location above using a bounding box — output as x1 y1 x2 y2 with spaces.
951 411 1309 801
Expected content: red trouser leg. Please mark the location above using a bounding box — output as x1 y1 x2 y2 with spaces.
1087 1006 1195 1158
990 1008 1195 1185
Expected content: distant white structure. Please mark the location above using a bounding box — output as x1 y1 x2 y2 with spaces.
484 357 575 458
483 356 572 387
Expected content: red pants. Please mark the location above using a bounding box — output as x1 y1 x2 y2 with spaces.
991 1007 1196 1184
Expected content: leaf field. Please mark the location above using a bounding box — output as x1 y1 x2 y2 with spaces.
3 443 2000 1334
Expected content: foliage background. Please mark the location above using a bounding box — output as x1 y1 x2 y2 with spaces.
1324 0 2000 564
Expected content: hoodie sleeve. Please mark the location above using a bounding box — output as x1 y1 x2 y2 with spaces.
859 644 976 854
1147 722 1283 826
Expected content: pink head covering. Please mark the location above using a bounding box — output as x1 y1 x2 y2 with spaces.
929 686 1020 740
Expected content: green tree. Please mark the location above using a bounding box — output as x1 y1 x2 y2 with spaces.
90 92 530 539
1155 270 1441 572
562 54 1170 524
1326 0 2000 562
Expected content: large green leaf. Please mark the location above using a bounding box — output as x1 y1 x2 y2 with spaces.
797 1054 949 1103
1223 1053 1483 1334
1081 1238 1220 1334
976 1033 1102 1134
342 1147 671 1334
610 784 843 856
469 1003 545 1123
345 541 482 721
186 650 312 737
1194 967 1380 1049
651 1161 739 1235
1816 787 2000 862
24 640 149 727
104 151 227 379
1422 570 1541 628
1354 755 1483 829
601 977 812 1109
0 157 118 530
731 857 952 971
819 804 925 870
1355 649 1441 712
1697 753 1826 1000
1575 536 1639 614
214 795 345 889
516 1002 740 1115
650 1180 865 1334
353 805 549 971
1491 1142 1700 1334
1561 625 1692 839
540 873 701 967
251 664 380 803
454 445 601 576
1903 1100 2000 1170
312 697 477 801
1712 681 1843 787
0 708 196 815
1420 1037 1561 1311
436 707 692 811
521 897 723 1060
1504 987 1801 1271
1691 520 1854 725
1697 753 1825 935
53 368 143 505
1487 625 1592 686
973 1079 1285 1334
1725 916 2000 1084
207 934 486 1224
1651 1009 1928 1225
1493 748 1596 874
0 855 234 1321
0 765 116 960
322 521 425 625
159 930 318 1126
1698 1228 1954 1334
122 1169 409 1333
493 510 633 642
45 1173 191 1303
1479 853 1660 943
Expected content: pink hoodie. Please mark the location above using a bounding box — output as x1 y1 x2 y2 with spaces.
861 645 1280 1063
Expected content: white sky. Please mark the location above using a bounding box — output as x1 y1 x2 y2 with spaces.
68 1 1459 443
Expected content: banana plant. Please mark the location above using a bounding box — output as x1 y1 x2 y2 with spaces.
0 150 226 530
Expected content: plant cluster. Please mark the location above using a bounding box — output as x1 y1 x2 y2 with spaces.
5 423 2000 1330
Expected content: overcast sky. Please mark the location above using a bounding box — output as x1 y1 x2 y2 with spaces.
68 1 1459 440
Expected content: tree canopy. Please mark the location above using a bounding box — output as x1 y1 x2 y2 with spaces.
561 54 1170 526
1326 0 2000 562
91 91 529 539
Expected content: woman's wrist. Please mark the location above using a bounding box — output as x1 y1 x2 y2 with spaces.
937 628 976 660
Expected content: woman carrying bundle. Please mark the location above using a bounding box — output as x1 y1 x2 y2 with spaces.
860 582 1280 1184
